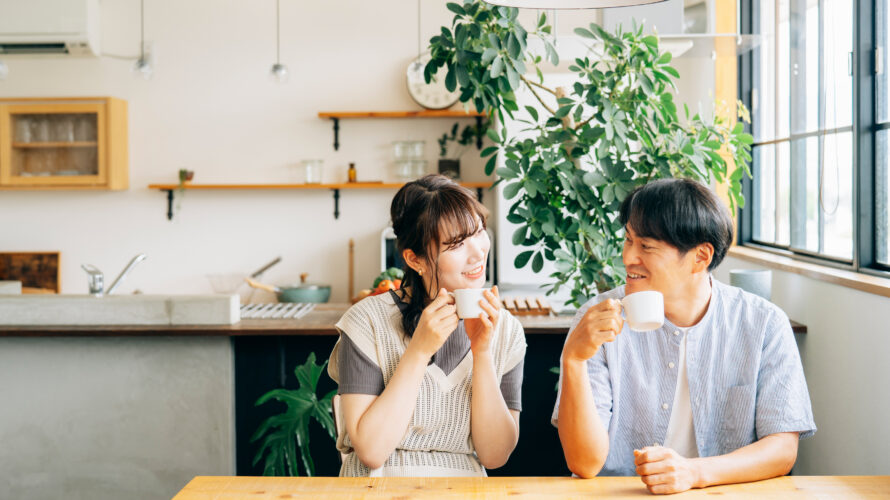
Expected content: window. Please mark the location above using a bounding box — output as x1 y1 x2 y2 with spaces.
740 0 890 274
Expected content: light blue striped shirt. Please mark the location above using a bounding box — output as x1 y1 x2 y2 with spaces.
551 278 816 476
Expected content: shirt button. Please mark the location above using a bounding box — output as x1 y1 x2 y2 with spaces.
662 403 669 409
668 362 675 369
673 331 680 336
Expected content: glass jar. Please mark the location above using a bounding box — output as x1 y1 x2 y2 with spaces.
300 159 324 184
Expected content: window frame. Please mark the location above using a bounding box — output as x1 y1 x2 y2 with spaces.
737 0 890 278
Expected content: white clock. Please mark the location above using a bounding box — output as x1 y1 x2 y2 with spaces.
406 52 461 110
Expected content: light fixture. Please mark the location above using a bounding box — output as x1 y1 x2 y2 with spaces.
0 60 8 80
269 0 289 83
132 0 153 80
484 0 666 8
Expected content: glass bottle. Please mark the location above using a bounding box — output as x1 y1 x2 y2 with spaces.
348 162 356 183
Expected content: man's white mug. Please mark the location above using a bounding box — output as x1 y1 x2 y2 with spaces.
622 291 664 331
450 288 489 319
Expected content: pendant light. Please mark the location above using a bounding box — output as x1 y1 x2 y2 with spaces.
132 0 153 80
483 0 666 8
269 0 289 83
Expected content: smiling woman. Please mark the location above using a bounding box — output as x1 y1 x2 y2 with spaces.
326 174 527 477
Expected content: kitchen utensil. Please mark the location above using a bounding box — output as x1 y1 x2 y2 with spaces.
245 273 331 303
250 256 282 278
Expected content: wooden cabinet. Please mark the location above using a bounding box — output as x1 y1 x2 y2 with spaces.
0 97 128 190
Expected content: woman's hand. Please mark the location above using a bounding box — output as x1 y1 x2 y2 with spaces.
465 286 500 355
407 288 458 360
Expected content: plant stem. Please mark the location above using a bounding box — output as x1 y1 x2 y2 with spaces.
523 76 558 96
520 75 557 116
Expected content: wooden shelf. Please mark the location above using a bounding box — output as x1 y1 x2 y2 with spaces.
317 109 486 150
12 141 98 148
148 181 493 220
317 110 485 119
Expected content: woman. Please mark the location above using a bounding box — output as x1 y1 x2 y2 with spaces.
328 174 526 477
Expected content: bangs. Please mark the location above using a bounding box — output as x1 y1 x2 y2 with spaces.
426 188 488 250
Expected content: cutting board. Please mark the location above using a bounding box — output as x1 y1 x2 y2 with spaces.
0 252 60 294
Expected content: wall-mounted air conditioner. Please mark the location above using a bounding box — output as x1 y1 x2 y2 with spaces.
0 0 100 56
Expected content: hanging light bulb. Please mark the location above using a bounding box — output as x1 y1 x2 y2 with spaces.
0 60 8 80
483 0 665 7
269 0 289 83
131 0 153 80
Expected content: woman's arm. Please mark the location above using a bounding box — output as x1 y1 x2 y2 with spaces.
469 350 520 468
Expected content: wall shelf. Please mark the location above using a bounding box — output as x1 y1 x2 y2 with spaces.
147 181 493 221
317 110 486 151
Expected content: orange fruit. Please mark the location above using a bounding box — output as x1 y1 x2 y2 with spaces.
376 279 394 293
392 279 402 289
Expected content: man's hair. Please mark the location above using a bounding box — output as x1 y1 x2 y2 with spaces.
618 178 734 271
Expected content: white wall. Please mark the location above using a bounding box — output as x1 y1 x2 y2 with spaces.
0 0 494 301
715 256 890 475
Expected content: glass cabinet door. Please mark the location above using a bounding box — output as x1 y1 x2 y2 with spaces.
2 103 105 186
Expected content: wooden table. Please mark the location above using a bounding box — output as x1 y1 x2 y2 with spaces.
173 475 888 499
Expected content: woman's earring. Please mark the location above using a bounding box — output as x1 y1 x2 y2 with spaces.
418 269 422 276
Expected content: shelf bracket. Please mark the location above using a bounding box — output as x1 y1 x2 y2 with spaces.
331 118 340 151
476 187 483 203
475 116 483 150
332 188 340 219
164 189 175 220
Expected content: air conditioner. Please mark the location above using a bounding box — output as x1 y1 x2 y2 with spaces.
0 0 100 56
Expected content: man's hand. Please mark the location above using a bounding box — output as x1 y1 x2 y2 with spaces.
562 299 624 364
634 446 701 495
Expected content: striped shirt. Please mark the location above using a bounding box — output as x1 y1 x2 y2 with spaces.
551 277 816 476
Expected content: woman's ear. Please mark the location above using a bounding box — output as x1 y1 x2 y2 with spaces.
402 249 425 275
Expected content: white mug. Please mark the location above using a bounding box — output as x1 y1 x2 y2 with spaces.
450 288 489 319
622 291 664 332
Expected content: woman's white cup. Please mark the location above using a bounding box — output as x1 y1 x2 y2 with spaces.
450 288 489 319
621 291 664 331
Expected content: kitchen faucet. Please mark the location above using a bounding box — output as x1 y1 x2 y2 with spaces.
81 253 147 296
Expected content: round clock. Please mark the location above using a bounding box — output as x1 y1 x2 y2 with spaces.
406 52 460 110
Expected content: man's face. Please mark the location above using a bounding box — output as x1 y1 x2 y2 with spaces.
622 224 698 296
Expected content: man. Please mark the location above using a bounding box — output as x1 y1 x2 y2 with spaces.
553 178 815 494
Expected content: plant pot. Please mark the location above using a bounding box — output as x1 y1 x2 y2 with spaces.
438 159 460 179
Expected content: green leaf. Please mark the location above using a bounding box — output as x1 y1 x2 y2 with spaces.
525 105 539 122
446 3 466 15
532 252 544 273
485 154 498 175
504 181 522 199
491 55 505 78
514 250 534 268
656 52 672 65
512 226 527 245
507 33 520 59
482 47 498 64
445 68 457 92
480 146 499 157
554 105 572 119
486 128 501 144
496 166 518 179
574 27 596 39
506 65 520 90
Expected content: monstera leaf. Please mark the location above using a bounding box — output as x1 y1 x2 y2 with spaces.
251 352 337 476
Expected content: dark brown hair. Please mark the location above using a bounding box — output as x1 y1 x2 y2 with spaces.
619 178 734 271
390 174 489 336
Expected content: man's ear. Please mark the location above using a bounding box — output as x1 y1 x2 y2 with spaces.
691 243 715 273
402 249 425 275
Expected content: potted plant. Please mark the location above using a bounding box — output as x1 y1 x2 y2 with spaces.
251 352 336 476
426 2 753 306
436 120 489 179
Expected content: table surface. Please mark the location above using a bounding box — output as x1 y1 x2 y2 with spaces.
172 475 888 499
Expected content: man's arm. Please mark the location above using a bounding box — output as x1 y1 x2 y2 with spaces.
634 432 799 495
556 299 624 478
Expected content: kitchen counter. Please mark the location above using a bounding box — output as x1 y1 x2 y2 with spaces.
0 302 806 336
173 475 889 499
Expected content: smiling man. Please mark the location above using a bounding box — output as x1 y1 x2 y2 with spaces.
551 178 816 494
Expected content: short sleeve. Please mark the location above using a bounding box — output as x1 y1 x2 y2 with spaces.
551 298 614 429
327 299 381 384
337 333 385 395
500 359 524 411
754 308 816 439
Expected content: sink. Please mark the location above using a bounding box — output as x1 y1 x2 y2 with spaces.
0 294 240 326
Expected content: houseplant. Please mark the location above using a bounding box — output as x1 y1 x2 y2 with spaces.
251 352 336 476
426 1 753 306
437 120 490 179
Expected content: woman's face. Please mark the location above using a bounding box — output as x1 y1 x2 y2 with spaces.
425 220 490 294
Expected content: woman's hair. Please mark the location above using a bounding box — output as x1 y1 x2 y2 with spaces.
390 174 489 336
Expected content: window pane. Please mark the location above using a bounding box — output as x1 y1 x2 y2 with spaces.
822 0 853 129
820 132 854 260
877 130 890 265
790 0 819 134
753 144 777 243
776 141 791 245
778 0 790 138
790 137 819 251
754 0 777 141
878 0 890 123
